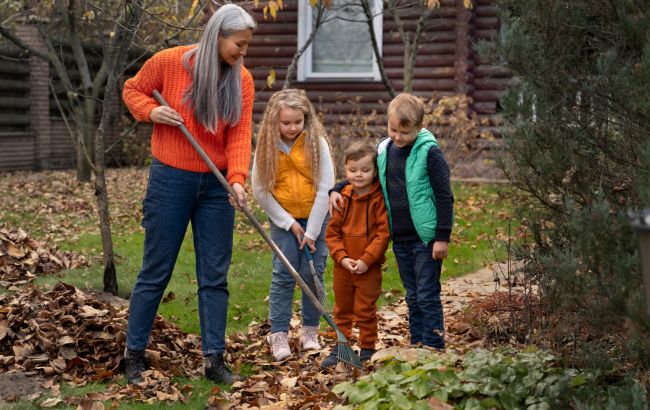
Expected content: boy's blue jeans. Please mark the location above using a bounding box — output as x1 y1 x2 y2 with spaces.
126 159 234 356
393 240 445 349
269 218 328 333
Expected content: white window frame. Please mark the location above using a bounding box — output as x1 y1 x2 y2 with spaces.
297 0 383 81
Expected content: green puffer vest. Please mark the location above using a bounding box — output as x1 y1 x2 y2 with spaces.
377 129 439 244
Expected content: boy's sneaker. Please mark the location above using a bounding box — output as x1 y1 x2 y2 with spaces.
302 326 321 350
267 332 292 361
124 348 147 384
205 353 237 385
320 346 338 369
359 348 376 363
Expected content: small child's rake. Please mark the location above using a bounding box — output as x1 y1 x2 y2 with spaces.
152 90 361 370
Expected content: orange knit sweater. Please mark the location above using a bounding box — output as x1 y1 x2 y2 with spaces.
122 45 255 185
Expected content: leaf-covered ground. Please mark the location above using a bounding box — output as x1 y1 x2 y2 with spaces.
0 168 525 408
0 261 516 408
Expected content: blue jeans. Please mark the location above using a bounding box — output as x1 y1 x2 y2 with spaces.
126 159 235 356
269 218 328 333
393 240 445 348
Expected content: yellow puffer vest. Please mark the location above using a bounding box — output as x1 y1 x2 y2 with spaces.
273 132 316 218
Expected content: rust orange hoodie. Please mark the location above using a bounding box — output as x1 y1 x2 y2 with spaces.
325 179 390 268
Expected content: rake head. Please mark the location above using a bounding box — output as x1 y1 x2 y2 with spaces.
335 329 362 369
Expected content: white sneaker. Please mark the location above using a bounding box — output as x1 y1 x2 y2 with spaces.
302 326 321 350
267 332 291 361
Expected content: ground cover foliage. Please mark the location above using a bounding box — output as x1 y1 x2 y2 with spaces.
333 348 648 410
480 0 650 377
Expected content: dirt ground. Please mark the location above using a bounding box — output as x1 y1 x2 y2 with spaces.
0 373 45 404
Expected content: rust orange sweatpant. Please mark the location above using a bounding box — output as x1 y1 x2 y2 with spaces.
332 265 382 349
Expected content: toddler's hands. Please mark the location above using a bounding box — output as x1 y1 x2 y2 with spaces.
328 192 343 217
229 183 247 210
149 106 184 126
432 241 448 260
341 257 356 273
352 259 368 274
290 222 305 244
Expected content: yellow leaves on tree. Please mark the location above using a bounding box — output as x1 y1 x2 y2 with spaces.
426 0 473 9
267 69 276 89
259 0 284 20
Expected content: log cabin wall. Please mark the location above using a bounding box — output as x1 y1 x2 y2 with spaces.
246 0 511 135
0 31 126 172
0 46 34 171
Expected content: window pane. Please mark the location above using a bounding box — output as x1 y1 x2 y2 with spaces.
311 1 373 73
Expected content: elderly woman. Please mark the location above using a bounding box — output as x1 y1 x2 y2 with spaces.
121 4 256 385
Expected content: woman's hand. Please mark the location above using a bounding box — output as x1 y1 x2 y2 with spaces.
328 191 343 217
149 106 184 126
228 183 247 210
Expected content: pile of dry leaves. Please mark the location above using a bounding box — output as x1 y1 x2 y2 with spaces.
0 282 205 406
0 226 87 287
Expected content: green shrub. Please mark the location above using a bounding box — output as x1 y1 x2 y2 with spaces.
332 348 647 410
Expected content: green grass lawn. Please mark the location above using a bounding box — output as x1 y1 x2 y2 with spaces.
28 180 519 336
0 169 520 409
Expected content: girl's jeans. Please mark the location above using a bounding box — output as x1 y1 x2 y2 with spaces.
126 159 234 356
269 218 328 333
393 240 445 349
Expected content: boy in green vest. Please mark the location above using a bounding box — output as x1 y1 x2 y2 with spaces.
329 93 454 349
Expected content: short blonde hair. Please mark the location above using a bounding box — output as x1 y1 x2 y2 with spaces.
387 93 425 128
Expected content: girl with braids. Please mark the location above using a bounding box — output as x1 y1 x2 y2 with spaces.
252 89 335 362
121 4 255 385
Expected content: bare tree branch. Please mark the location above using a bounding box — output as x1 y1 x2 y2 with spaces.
360 0 395 98
284 0 326 89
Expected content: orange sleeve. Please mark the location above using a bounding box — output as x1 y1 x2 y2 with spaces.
325 199 349 264
360 197 390 267
122 51 165 122
225 68 255 186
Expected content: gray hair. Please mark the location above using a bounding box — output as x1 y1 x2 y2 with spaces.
182 4 256 133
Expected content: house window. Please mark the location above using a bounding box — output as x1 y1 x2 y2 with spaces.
297 0 383 81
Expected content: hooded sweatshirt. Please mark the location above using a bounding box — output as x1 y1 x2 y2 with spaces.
325 179 390 268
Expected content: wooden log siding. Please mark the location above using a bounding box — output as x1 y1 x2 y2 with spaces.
0 36 128 172
0 45 34 171
470 0 511 121
245 0 511 134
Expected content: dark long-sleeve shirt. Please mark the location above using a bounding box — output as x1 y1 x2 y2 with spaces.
332 142 454 243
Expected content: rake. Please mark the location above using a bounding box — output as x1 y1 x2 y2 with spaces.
302 246 360 368
302 245 331 311
152 90 361 369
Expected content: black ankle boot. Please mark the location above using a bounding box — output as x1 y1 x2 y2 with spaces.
360 348 376 362
320 346 338 369
124 349 147 384
205 354 237 385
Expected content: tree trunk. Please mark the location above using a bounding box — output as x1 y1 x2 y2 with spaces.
94 0 142 295
74 104 94 182
95 95 117 294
